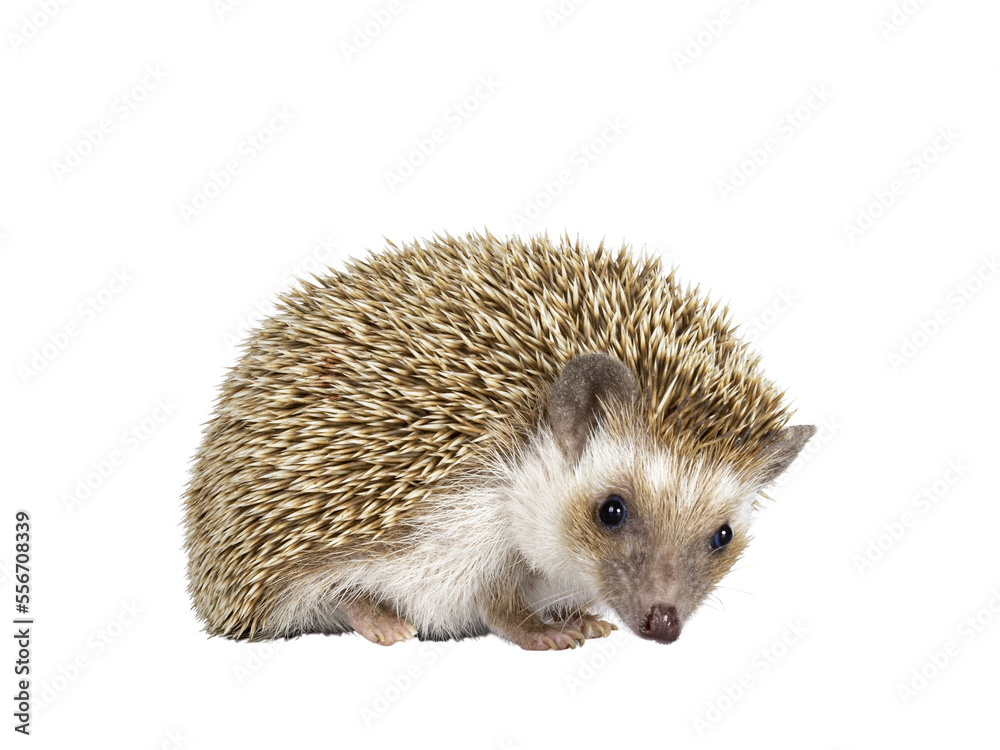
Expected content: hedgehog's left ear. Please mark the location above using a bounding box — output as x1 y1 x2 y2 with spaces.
547 352 638 464
756 425 817 485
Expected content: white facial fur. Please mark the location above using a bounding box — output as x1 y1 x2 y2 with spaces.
505 423 762 629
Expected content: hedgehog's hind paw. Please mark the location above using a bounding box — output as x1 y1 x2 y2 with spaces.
343 599 417 646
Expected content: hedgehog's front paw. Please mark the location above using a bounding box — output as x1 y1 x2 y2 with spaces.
515 627 586 651
483 582 592 650
344 601 417 646
566 612 617 639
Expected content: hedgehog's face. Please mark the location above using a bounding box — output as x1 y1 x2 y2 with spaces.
544 352 816 644
560 438 757 644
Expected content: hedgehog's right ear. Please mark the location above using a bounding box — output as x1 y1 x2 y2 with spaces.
547 352 638 464
756 425 817 485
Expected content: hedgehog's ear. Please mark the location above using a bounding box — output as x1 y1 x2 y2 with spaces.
756 425 817 485
547 352 638 464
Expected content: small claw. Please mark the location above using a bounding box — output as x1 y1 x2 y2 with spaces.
594 622 613 637
565 628 586 647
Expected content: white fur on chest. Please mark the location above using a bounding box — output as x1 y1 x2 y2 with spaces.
359 482 514 635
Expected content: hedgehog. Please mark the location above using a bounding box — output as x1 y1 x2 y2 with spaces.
182 231 815 650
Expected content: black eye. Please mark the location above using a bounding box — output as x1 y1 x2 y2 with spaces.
598 495 627 527
710 524 733 550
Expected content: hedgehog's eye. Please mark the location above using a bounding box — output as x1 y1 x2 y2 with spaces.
598 495 627 527
710 524 733 550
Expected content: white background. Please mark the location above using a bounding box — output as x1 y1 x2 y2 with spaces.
2 0 998 747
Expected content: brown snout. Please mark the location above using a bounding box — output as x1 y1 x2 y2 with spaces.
639 604 681 644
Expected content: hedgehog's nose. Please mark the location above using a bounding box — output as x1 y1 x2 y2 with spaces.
640 604 681 643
